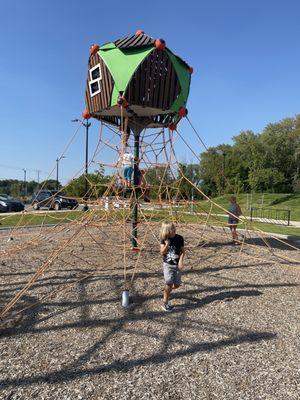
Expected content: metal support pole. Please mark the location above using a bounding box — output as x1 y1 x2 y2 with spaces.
56 156 66 191
131 131 140 248
23 169 27 199
71 117 90 211
83 120 91 211
56 159 59 191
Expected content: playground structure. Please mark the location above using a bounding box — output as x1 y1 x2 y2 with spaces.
84 30 191 247
0 31 299 327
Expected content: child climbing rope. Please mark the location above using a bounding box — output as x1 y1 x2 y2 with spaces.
121 148 134 188
159 222 185 312
228 196 242 244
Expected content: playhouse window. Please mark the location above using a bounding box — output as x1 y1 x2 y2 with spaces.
90 81 100 95
89 64 102 97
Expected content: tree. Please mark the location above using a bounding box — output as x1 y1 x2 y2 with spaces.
259 117 300 192
198 146 232 196
176 163 202 199
0 179 38 198
197 115 300 195
40 179 60 191
248 168 285 192
65 170 110 198
10 182 21 198
144 166 174 200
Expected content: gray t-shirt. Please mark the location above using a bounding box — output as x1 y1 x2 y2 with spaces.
229 203 240 216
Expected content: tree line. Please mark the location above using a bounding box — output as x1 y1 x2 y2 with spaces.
140 115 300 199
1 115 299 200
0 179 59 199
198 115 300 196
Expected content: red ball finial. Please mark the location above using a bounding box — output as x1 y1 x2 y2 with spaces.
136 29 144 35
178 107 188 118
168 123 177 131
90 44 100 56
188 66 193 74
155 38 166 51
82 109 91 119
116 96 127 108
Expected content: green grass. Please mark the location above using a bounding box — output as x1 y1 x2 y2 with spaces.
246 221 300 237
1 202 300 238
142 208 300 238
192 193 300 221
0 210 87 228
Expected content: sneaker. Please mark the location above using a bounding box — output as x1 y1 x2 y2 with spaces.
161 303 173 312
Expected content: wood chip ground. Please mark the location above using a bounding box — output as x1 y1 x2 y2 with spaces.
0 223 299 399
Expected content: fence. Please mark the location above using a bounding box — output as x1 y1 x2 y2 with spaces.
250 207 291 226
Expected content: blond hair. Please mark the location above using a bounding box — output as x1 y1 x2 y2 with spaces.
160 222 176 241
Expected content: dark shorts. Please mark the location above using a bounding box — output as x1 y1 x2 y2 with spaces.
163 263 181 286
123 166 133 181
228 217 239 225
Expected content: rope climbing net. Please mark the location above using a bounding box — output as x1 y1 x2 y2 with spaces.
0 116 299 325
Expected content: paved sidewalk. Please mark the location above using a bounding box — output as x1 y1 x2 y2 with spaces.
198 212 300 227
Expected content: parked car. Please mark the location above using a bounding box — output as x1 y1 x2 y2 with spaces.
31 190 78 211
0 194 25 212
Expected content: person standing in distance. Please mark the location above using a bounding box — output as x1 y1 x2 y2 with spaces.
228 196 242 244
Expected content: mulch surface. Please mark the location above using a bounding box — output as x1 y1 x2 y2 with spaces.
0 223 299 400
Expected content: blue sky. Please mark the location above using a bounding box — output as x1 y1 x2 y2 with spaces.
0 0 299 183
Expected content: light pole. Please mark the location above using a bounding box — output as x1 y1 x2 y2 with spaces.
22 168 27 199
56 156 66 191
37 169 40 186
216 150 226 194
222 152 226 193
72 117 91 211
295 147 300 178
190 168 195 213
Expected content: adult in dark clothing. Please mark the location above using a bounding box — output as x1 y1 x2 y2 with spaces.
228 196 242 244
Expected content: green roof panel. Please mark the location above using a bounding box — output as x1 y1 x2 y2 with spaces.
166 50 191 111
100 42 116 51
99 46 154 106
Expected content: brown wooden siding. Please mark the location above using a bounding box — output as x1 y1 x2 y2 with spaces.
85 53 114 115
124 49 180 111
114 33 189 67
114 34 154 48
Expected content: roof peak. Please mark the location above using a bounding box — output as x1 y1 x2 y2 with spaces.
114 33 155 49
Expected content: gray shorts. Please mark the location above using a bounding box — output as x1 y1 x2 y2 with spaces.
163 263 181 286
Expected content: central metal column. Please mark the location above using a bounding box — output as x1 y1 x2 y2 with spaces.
83 119 91 211
131 130 140 248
